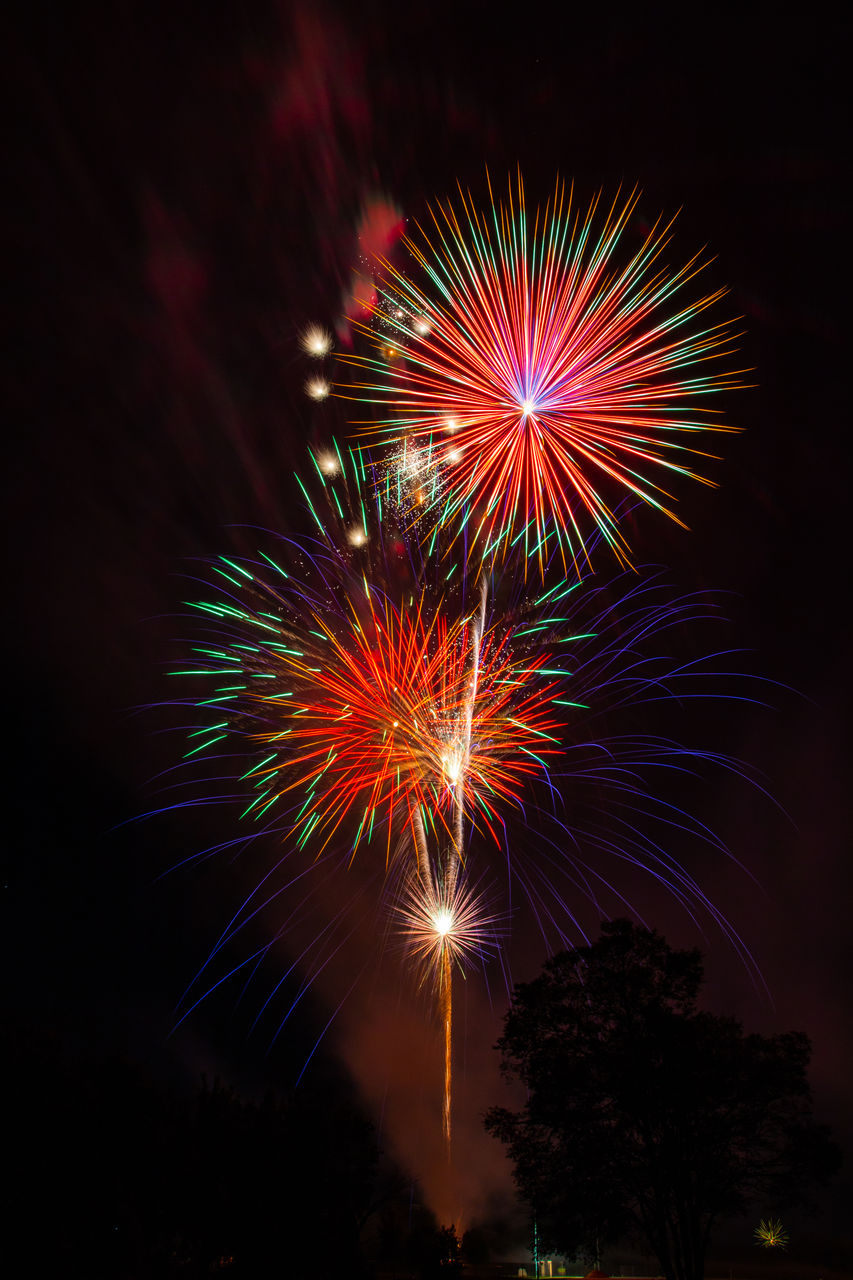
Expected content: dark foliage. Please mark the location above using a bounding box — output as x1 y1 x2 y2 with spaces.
485 920 841 1280
5 1019 403 1278
406 1222 463 1280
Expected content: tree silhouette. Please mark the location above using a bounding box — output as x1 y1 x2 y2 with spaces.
485 920 840 1280
407 1221 463 1280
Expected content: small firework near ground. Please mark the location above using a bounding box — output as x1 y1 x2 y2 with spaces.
754 1217 789 1249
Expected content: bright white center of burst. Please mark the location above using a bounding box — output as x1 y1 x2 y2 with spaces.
347 527 367 547
306 377 331 401
442 747 464 786
521 398 536 416
300 324 333 358
432 909 454 937
317 453 339 475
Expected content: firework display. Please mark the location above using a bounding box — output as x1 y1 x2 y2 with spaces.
166 177 747 1158
340 176 743 577
754 1218 789 1249
176 547 566 869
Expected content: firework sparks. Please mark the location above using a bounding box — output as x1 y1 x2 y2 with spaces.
300 323 334 358
315 450 341 477
393 866 502 1151
395 866 499 984
169 543 764 996
164 334 756 1160
383 435 443 512
176 559 565 868
164 513 767 1157
153 166 758 1181
754 1218 789 1249
305 375 331 401
341 176 744 576
166 448 568 1154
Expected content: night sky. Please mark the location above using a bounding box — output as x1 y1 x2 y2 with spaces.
6 0 850 1251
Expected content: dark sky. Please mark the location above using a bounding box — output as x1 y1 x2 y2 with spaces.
5 0 850 1242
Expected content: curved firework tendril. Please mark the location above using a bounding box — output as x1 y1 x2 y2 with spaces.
339 175 745 578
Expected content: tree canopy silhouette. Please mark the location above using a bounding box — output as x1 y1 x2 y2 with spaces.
485 920 840 1280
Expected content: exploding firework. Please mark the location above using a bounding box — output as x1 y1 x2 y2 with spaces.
161 447 572 1141
160 448 766 1157
163 519 764 1032
395 869 499 986
305 375 331 401
754 1218 789 1249
300 323 334 358
151 164 760 1189
393 866 503 1148
340 176 744 577
172 545 565 872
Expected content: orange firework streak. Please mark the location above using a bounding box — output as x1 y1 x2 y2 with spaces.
247 585 563 869
394 808 504 1158
441 944 452 1152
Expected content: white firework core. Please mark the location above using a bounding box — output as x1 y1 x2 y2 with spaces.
300 324 333 358
305 376 331 401
433 909 454 936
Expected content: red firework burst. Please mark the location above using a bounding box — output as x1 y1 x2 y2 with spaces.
341 176 745 576
241 586 563 861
